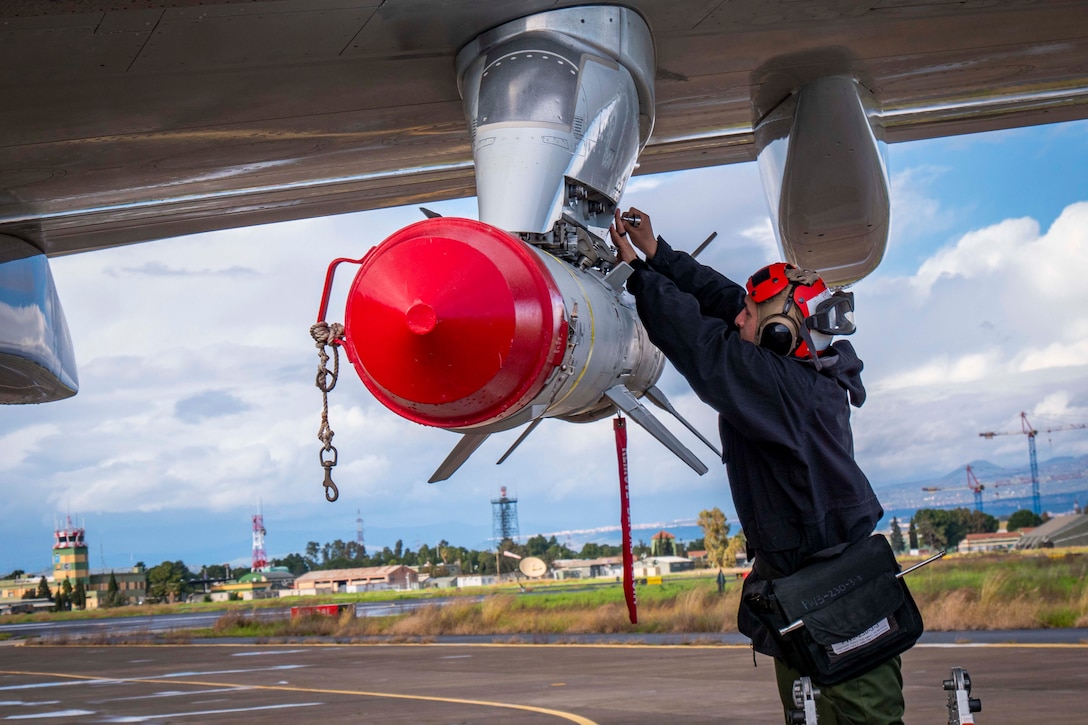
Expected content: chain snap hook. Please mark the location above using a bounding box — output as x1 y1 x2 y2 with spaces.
320 446 339 502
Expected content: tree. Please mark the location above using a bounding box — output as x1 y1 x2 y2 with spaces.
272 553 311 576
101 571 126 608
1007 509 1043 532
147 560 193 603
304 541 321 568
908 519 918 550
697 507 732 569
54 576 73 611
417 543 433 568
36 576 51 601
547 539 577 561
913 508 998 551
889 517 905 553
203 564 228 580
525 534 550 557
724 532 747 565
73 579 87 610
1 569 25 580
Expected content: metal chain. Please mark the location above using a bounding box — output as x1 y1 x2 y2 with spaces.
310 321 345 502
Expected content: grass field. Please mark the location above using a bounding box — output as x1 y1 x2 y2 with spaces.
203 550 1088 639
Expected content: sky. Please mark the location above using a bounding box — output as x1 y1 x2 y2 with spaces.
3 118 1088 576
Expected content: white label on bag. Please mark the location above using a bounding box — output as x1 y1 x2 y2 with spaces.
829 618 891 655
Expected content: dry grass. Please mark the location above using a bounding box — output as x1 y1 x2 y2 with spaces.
910 552 1088 630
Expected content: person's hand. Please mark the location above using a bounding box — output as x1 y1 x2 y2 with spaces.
609 207 657 262
610 210 638 263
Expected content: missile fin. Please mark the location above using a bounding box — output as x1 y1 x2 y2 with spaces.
604 385 708 475
643 384 722 458
428 432 490 483
496 419 545 465
603 261 634 291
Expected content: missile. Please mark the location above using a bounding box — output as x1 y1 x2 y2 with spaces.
316 6 716 482
320 216 712 482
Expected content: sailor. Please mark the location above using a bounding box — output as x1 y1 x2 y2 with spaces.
610 208 903 724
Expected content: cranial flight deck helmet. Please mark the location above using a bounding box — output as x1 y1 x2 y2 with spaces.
745 262 856 369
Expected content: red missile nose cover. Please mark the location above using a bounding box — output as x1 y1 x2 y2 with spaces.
344 218 567 428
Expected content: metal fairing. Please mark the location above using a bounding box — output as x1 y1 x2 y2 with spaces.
457 5 655 234
755 77 891 286
0 235 78 404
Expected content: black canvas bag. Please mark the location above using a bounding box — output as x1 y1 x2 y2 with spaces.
743 534 924 685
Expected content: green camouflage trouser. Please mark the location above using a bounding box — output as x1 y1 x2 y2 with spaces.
774 656 904 725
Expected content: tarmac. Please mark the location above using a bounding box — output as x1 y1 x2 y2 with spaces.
1 640 1086 723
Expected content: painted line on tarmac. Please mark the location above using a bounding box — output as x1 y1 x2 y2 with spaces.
90 702 322 722
0 670 598 724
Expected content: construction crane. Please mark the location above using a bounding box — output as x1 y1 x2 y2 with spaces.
980 412 1088 517
966 465 984 513
920 465 989 512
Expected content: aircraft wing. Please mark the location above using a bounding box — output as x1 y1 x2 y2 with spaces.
2 0 1087 257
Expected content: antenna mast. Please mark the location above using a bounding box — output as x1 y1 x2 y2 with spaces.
251 507 268 572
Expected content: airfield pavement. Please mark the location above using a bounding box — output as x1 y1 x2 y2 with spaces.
1 640 1086 723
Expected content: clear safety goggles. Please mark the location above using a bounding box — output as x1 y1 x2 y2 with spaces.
805 291 855 336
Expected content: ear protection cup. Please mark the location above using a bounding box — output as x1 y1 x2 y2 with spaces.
747 261 841 364
755 314 799 356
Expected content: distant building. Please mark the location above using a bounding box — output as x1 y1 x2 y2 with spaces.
0 575 42 605
551 557 623 580
85 567 148 607
551 555 695 579
1016 514 1088 549
957 531 1022 553
650 530 677 557
54 519 147 608
293 565 418 594
0 519 146 609
686 549 708 563
52 519 89 583
637 556 694 576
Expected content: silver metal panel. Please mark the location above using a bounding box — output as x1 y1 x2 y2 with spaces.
0 235 78 404
457 6 653 233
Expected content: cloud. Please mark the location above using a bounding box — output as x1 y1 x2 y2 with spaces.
108 262 259 278
849 200 1088 481
174 390 254 423
0 423 59 472
858 201 1088 385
